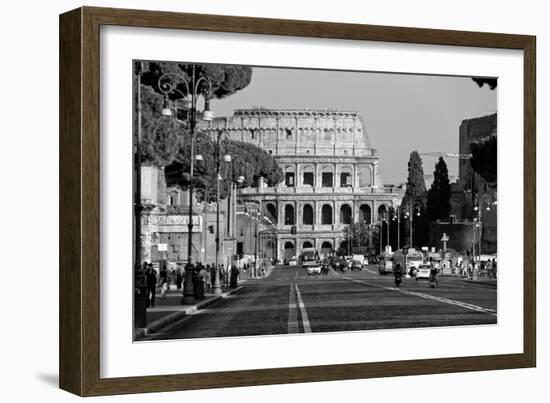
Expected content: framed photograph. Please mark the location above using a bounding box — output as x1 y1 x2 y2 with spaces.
59 6 536 396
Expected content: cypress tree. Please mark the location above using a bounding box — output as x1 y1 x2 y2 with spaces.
404 151 426 203
427 157 451 221
402 151 427 248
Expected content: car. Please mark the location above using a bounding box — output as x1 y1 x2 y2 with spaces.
288 257 297 266
415 264 432 280
307 264 321 275
351 260 362 271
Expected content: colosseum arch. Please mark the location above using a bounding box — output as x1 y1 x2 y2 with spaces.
377 204 389 221
320 241 333 257
264 202 278 224
284 204 295 225
340 204 353 225
302 204 314 225
359 204 372 224
321 204 333 225
283 241 295 262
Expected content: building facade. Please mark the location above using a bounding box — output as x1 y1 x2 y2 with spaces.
458 113 497 253
140 166 232 270
211 108 404 261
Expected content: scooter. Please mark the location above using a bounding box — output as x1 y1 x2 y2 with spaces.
394 273 403 287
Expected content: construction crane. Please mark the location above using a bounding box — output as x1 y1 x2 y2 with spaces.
420 152 471 160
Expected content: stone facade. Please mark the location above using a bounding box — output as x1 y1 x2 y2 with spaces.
211 108 404 261
458 113 497 253
140 167 232 269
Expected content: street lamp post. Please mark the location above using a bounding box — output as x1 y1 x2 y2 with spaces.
409 200 413 248
386 211 390 250
392 199 401 251
254 209 259 278
134 61 147 328
396 209 401 251
473 194 493 264
212 130 231 295
158 65 214 305
378 217 384 255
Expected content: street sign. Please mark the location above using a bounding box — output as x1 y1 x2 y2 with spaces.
158 243 168 252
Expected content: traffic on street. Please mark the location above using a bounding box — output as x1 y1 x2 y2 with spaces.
141 263 496 341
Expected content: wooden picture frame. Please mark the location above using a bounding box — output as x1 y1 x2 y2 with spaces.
59 6 536 396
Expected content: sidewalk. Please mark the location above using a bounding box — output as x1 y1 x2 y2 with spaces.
135 284 244 339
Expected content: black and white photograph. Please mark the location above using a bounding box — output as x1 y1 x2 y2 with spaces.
133 61 498 341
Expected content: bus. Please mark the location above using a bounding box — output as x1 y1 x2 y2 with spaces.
299 248 319 267
393 248 424 273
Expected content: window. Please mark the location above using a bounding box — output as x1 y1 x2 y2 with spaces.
286 128 292 139
303 172 314 186
168 192 179 205
322 172 333 187
340 172 351 187
285 172 295 187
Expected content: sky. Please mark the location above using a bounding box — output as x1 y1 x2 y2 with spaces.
209 66 497 185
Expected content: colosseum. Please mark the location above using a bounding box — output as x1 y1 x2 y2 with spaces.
210 107 405 262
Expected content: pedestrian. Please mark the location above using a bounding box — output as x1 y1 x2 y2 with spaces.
159 264 168 299
204 265 212 293
467 261 473 279
230 264 239 288
428 263 439 287
192 264 203 300
220 264 226 286
176 265 183 290
492 258 497 279
145 263 157 308
210 264 216 288
198 264 207 298
135 262 147 298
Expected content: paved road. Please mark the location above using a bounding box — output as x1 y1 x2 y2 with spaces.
147 265 497 340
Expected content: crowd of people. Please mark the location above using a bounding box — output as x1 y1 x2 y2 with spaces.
455 258 497 279
139 261 248 308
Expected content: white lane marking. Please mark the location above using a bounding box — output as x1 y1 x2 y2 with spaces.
348 278 497 317
295 284 312 333
287 284 299 333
